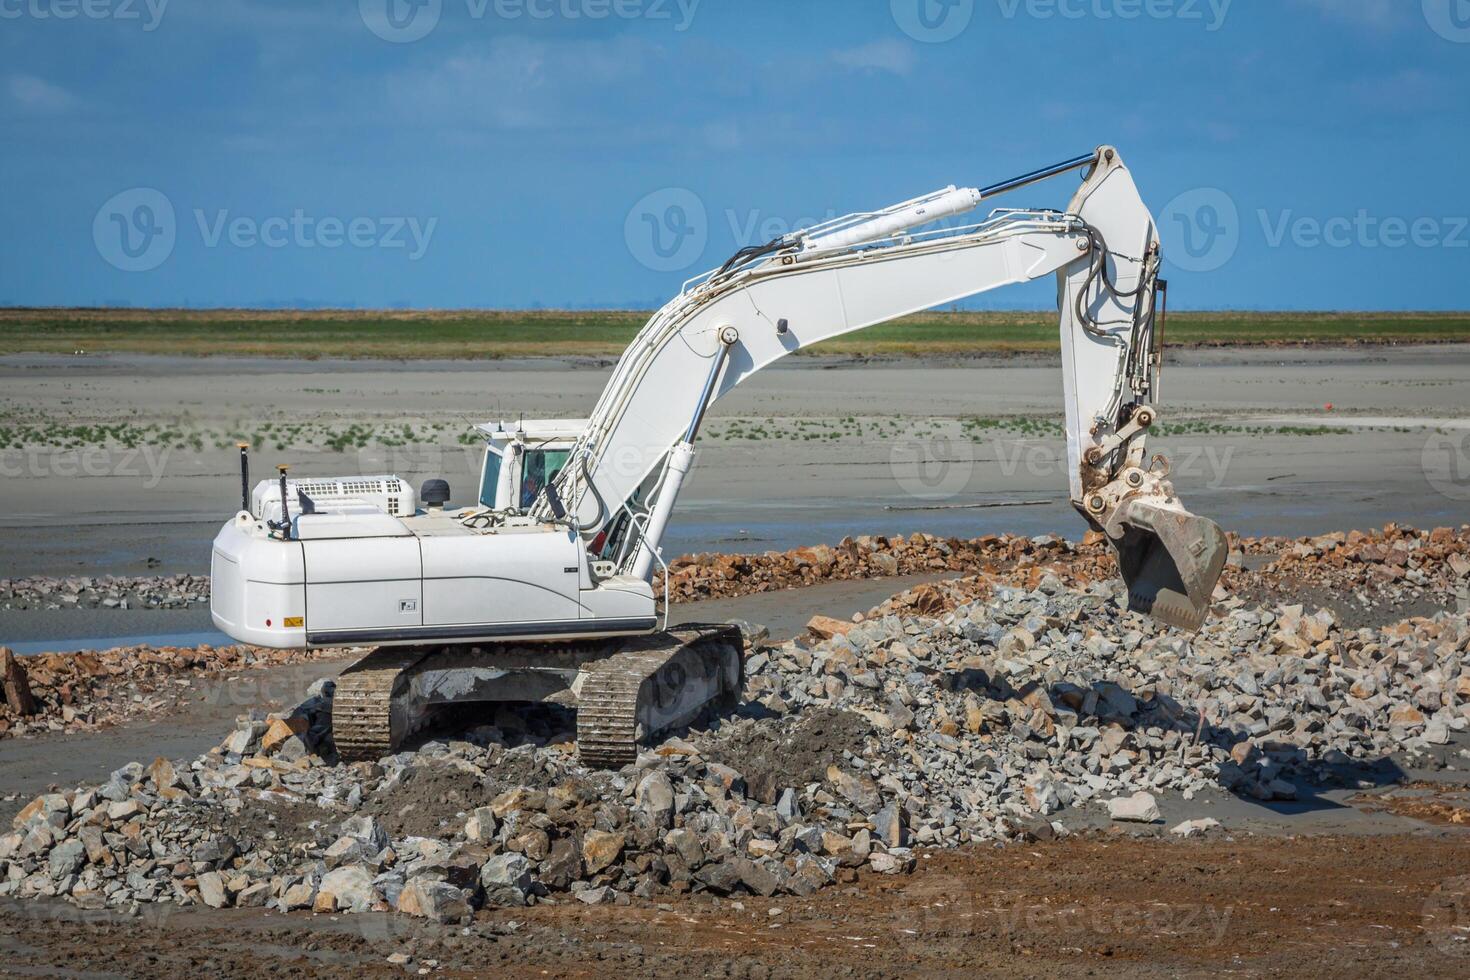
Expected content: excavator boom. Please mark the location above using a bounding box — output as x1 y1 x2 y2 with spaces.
542 145 1227 632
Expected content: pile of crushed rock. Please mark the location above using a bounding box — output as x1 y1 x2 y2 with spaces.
0 644 348 738
4 573 1467 922
0 574 209 611
665 525 1470 617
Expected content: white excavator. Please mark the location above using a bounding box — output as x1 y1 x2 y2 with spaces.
210 146 1228 765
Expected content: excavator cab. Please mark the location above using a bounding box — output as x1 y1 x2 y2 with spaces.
1105 498 1229 633
475 418 588 512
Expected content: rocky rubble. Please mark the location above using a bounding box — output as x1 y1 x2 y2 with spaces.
0 644 350 738
661 524 1470 622
660 532 1105 603
1235 524 1470 608
4 568 1468 922
0 574 209 611
8 524 1465 618
0 687 909 919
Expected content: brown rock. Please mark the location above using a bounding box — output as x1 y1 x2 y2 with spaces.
870 552 899 576
492 787 548 817
146 757 178 790
1229 740 1259 767
1389 704 1425 728
826 765 882 812
806 615 855 640
581 829 626 874
260 716 307 754
0 648 37 717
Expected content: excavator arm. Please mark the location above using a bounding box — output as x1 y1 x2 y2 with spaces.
543 146 1227 631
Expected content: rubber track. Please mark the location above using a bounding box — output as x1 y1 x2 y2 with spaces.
330 648 430 763
577 626 740 770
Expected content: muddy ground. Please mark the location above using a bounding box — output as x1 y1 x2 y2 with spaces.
2 833 1468 978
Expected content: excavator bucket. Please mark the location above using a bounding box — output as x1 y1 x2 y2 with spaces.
1106 499 1229 632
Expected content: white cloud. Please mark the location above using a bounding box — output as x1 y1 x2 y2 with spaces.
1348 68 1446 114
831 39 917 77
702 120 742 150
383 35 658 130
7 74 76 113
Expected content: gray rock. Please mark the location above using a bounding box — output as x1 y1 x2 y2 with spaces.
575 884 615 904
339 816 389 853
464 807 498 844
636 770 676 828
323 836 365 869
320 865 378 913
47 839 86 880
396 877 469 923
1106 792 1162 824
480 853 532 907
196 871 229 909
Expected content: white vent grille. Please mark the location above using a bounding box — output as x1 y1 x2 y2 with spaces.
252 475 416 521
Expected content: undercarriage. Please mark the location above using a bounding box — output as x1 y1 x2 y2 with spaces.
330 624 744 768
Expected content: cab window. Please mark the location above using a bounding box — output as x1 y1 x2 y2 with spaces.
479 450 503 508
520 449 570 509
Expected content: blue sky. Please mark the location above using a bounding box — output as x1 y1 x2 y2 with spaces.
1 0 1467 310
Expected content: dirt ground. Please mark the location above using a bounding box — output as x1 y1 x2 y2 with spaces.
2 833 1467 978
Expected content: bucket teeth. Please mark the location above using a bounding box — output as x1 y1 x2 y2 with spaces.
1106 499 1229 633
